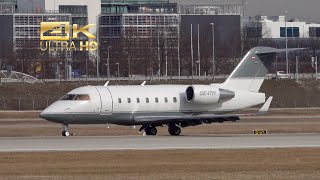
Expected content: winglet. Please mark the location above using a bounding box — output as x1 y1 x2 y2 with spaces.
141 81 146 86
104 81 110 87
257 96 273 115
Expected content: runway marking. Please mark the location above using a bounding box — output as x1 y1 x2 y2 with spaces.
1 145 320 152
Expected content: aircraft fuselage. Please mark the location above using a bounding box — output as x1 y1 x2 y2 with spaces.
40 85 265 125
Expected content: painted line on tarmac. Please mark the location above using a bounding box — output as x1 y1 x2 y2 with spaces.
1 145 320 152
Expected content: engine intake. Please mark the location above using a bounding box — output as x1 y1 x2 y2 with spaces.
185 85 235 104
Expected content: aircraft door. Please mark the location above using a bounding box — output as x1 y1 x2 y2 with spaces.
95 87 113 115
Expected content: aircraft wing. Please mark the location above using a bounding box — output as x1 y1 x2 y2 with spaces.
134 97 273 124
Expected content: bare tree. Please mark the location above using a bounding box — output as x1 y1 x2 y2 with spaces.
242 15 271 53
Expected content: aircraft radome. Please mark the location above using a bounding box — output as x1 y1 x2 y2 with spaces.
40 46 302 137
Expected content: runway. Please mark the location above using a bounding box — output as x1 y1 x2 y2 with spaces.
0 134 320 152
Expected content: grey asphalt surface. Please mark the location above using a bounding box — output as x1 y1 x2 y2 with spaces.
0 134 319 152
1 114 320 128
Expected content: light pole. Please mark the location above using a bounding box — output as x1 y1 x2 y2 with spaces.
284 10 289 74
157 30 161 78
190 24 194 79
116 62 120 78
316 57 318 80
164 31 168 81
107 46 111 79
295 56 299 81
197 24 201 76
210 23 215 80
196 61 200 77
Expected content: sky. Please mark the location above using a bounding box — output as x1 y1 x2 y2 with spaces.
172 0 320 23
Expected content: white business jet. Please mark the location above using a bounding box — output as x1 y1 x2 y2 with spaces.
40 47 301 136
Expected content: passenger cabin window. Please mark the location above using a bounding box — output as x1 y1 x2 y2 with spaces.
137 98 140 103
118 98 122 103
173 97 177 103
61 94 90 101
155 97 159 103
164 97 168 103
146 98 149 103
127 98 131 103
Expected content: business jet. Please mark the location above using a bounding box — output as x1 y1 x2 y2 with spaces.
40 46 301 136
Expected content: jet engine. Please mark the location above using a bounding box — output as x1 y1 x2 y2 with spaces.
185 85 235 104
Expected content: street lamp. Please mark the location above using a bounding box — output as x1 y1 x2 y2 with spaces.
284 10 289 74
107 46 111 79
190 24 194 79
197 24 201 77
196 61 200 77
210 23 215 80
115 62 120 78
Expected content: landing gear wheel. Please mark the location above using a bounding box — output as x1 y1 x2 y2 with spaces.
62 124 71 137
62 131 70 137
145 126 157 136
168 126 181 136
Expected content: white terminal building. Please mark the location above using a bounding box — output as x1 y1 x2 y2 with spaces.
261 16 320 39
44 0 101 34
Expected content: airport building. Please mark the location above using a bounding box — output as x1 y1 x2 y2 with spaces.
98 0 242 76
0 0 100 78
98 13 180 76
242 16 320 74
1 0 244 78
0 1 15 14
261 16 320 39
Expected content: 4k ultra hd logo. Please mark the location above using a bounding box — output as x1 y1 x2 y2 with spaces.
40 22 98 51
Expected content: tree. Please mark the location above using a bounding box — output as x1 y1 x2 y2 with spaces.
242 15 272 53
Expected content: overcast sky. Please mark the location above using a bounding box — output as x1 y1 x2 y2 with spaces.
172 0 320 23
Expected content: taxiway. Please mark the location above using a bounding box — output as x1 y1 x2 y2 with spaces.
0 134 319 152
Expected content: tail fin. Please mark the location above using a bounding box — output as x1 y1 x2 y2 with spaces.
222 46 305 92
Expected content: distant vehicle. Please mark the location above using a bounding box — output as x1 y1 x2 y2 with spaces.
40 47 303 137
276 71 290 79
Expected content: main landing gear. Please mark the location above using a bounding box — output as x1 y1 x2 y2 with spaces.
145 126 158 136
62 124 71 137
139 124 181 136
168 124 181 136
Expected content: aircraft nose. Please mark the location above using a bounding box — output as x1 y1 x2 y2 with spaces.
39 110 48 119
40 106 53 119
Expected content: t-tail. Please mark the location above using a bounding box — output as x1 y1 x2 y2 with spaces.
222 46 305 92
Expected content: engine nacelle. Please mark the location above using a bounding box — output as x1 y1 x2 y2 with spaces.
185 85 235 104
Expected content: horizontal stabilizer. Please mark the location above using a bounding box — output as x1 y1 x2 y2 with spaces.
255 47 307 55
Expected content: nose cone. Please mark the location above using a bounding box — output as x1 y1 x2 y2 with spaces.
39 103 62 122
39 101 74 123
39 109 48 119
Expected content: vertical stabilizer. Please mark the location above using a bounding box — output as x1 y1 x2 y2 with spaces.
222 47 304 92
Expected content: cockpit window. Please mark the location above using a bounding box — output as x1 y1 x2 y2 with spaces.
61 94 90 101
61 94 76 100
74 94 90 101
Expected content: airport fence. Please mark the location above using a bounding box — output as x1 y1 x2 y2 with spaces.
0 97 58 111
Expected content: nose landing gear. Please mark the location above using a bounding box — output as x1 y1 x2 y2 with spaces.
62 124 71 137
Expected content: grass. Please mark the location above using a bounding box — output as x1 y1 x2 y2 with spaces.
0 148 320 179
